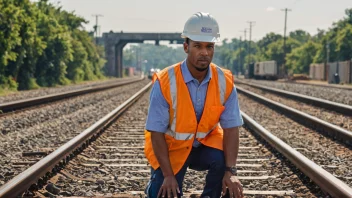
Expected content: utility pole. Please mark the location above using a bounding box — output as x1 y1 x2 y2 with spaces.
240 29 247 41
247 21 255 64
326 42 330 64
92 14 103 44
325 42 330 81
238 36 242 76
239 29 248 74
281 8 291 77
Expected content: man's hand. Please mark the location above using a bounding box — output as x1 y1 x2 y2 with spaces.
222 172 243 198
157 176 180 198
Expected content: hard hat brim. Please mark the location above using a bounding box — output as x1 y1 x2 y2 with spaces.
181 34 221 43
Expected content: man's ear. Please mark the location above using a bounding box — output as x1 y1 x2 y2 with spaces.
183 42 189 53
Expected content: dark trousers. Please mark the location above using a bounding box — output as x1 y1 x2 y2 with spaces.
145 145 226 198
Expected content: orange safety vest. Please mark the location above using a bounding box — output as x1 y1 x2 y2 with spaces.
144 62 234 174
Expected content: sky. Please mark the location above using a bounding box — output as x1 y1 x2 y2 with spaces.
46 0 351 43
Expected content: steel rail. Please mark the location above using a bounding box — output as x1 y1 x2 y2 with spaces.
289 80 352 90
236 79 352 116
0 82 152 198
236 86 352 146
241 111 352 198
0 77 144 113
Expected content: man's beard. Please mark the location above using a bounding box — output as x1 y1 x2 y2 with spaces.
194 65 209 72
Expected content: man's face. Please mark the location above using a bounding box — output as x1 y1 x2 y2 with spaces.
184 39 215 72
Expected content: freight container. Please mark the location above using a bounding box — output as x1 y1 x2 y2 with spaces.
245 63 255 79
338 61 351 84
328 62 338 84
309 63 325 80
309 64 315 79
253 61 278 80
327 61 351 84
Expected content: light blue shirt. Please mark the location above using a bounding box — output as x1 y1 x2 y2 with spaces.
145 60 243 146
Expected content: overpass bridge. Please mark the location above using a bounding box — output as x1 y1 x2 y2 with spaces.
102 32 184 77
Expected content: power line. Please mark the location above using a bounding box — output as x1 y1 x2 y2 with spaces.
281 8 291 77
239 29 247 41
92 14 103 44
247 21 256 64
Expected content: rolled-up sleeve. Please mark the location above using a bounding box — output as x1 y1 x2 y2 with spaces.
145 80 170 133
219 86 244 129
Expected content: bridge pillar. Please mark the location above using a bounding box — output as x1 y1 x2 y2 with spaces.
104 42 116 76
116 41 128 78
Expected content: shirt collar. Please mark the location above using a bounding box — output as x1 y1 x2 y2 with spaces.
181 59 212 84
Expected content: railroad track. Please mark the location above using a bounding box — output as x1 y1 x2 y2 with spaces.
236 86 352 185
1 83 352 197
0 79 150 185
237 78 352 106
288 80 352 91
236 80 352 146
0 77 144 115
236 79 352 116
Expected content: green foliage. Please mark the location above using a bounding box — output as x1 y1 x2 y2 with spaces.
28 77 40 89
257 32 283 52
265 38 301 67
286 41 320 74
335 23 352 61
0 0 106 91
289 30 311 43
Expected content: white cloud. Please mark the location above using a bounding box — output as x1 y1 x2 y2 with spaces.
266 7 275 12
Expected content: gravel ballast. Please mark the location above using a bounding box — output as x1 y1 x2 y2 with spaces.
237 84 352 131
238 93 352 187
28 90 326 197
0 79 149 184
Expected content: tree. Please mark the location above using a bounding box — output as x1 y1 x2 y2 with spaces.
289 30 311 43
286 40 320 74
335 23 352 61
265 38 301 66
257 32 283 51
0 0 106 91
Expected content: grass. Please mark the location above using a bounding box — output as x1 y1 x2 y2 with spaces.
0 87 17 97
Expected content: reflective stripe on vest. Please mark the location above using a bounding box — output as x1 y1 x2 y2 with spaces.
168 68 177 132
167 65 226 140
165 129 194 140
195 124 218 138
216 67 226 105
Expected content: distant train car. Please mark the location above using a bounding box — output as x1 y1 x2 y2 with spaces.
249 61 279 80
147 68 160 80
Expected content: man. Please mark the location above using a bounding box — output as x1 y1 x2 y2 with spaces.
144 12 244 198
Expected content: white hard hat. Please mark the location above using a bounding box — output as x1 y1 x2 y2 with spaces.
181 12 220 43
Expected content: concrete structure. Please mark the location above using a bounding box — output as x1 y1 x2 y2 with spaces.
102 32 184 77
